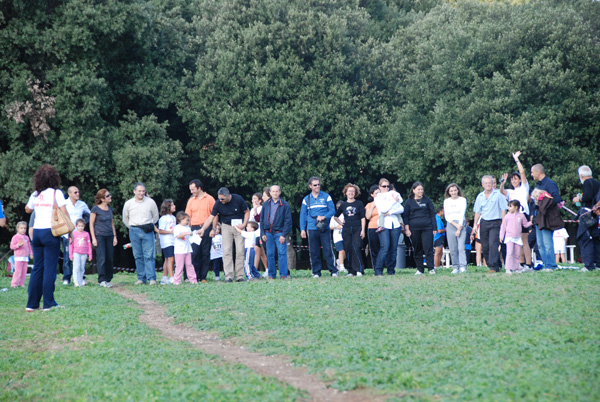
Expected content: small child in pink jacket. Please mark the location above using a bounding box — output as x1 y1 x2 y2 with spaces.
500 200 532 274
10 221 33 288
69 219 93 287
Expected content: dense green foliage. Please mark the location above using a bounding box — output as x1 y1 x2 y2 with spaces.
1 0 599 235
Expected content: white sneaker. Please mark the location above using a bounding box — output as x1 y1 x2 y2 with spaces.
169 277 174 284
459 267 467 273
451 268 459 274
429 270 436 275
506 271 513 275
62 280 69 286
74 283 80 288
415 271 424 276
356 272 363 277
160 277 170 285
332 273 338 277
346 273 354 277
100 281 107 287
521 266 533 272
215 276 221 281
338 266 347 273
312 274 320 279
580 267 589 272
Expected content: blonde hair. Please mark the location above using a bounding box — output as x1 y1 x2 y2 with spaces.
16 221 27 231
530 188 544 204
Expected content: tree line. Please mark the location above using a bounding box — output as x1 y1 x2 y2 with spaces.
1 0 598 239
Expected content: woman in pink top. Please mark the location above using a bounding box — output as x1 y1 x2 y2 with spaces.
69 219 93 287
10 221 33 288
500 200 532 274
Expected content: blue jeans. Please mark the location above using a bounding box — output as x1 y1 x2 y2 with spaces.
536 226 557 269
266 232 289 278
129 226 156 282
375 227 401 275
61 237 72 282
28 229 60 309
307 229 337 276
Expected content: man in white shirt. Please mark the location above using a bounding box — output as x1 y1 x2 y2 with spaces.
61 186 90 285
123 182 159 285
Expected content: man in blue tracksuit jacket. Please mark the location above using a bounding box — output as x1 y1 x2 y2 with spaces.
299 176 339 277
260 185 293 279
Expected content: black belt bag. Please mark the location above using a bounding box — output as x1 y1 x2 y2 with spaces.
135 223 155 233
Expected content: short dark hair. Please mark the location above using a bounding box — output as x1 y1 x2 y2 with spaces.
247 221 259 231
176 211 190 223
217 187 230 196
75 218 86 226
134 182 146 191
189 179 203 190
436 206 444 214
308 176 320 186
508 199 521 209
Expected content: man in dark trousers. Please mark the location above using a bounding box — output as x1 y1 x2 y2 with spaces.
572 165 600 272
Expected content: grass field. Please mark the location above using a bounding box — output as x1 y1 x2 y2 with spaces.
1 266 599 401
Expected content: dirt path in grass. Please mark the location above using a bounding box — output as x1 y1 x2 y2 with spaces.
112 286 389 402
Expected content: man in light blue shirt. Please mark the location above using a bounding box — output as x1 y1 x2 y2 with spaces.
472 175 507 272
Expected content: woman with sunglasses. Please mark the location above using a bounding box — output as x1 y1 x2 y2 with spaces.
373 178 404 275
90 189 118 287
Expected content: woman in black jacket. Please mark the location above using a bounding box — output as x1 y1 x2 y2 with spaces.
404 182 437 275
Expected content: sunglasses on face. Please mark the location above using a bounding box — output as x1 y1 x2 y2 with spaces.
380 185 389 188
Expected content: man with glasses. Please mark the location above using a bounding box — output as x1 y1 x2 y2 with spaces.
300 176 338 278
61 186 91 285
123 182 159 285
198 187 249 282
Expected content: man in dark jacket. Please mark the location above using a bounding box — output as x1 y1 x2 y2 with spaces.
531 164 562 271
573 166 600 271
261 185 293 279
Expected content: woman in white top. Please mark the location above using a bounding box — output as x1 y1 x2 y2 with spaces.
25 165 71 312
499 151 532 268
443 183 468 274
373 178 404 276
250 192 268 274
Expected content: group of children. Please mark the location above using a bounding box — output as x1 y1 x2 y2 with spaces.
10 219 92 288
156 199 262 285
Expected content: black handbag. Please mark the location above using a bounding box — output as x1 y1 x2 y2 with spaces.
308 195 329 232
579 209 598 229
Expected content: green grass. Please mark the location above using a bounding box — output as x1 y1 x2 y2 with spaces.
126 267 600 401
0 274 306 402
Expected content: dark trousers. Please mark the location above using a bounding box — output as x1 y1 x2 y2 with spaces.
367 228 380 270
480 219 502 271
28 229 60 310
61 237 72 282
191 224 212 281
578 232 600 271
307 229 337 276
96 234 114 283
342 225 364 275
212 258 222 277
411 228 434 273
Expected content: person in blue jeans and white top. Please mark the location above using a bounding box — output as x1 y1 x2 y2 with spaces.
260 185 292 279
299 176 339 278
